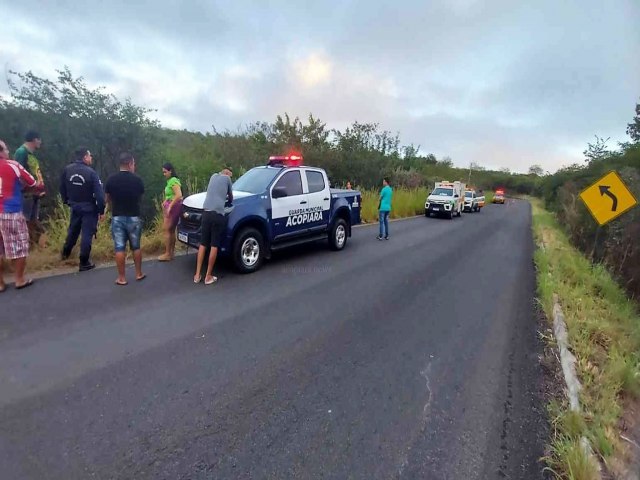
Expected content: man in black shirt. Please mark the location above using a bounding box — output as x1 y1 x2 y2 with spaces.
104 152 145 285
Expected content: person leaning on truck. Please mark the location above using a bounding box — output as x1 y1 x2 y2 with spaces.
377 177 393 240
193 167 233 285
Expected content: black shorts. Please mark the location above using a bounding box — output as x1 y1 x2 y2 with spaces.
200 211 226 248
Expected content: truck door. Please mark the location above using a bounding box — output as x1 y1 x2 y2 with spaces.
270 169 308 241
304 169 331 234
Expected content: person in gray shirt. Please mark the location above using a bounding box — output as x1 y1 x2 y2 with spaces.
194 168 233 285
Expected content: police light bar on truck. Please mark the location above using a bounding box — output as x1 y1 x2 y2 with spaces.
268 155 303 167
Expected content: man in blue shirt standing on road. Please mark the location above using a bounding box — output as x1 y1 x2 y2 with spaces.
377 177 393 240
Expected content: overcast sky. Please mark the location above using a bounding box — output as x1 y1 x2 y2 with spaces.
1 0 638 173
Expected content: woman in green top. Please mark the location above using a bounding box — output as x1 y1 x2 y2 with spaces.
159 163 183 261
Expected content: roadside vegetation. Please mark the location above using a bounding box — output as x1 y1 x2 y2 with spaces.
533 103 640 479
533 199 640 479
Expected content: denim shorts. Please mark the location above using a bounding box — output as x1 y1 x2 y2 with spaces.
111 216 142 252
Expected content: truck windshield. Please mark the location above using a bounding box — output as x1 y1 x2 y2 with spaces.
465 192 473 198
432 188 453 196
232 167 281 194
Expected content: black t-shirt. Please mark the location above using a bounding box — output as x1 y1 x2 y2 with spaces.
104 171 145 217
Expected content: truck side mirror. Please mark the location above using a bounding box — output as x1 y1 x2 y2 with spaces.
272 186 288 198
455 194 459 198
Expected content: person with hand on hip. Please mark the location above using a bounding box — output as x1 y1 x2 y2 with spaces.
158 162 183 261
377 177 393 241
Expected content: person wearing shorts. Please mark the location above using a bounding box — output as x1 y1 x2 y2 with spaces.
194 168 233 285
104 152 146 285
0 139 37 291
158 162 183 262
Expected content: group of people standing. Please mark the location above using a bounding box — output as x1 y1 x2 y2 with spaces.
1 131 391 292
0 131 186 290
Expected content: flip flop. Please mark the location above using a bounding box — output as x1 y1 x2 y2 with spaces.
136 274 147 282
194 276 202 284
204 276 218 285
115 280 128 286
15 279 34 290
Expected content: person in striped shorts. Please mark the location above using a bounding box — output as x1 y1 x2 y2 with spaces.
0 139 38 291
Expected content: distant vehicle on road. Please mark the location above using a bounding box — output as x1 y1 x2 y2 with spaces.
425 181 465 219
492 189 506 204
463 188 483 212
177 155 361 273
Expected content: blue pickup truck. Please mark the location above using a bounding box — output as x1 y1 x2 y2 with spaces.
177 155 362 273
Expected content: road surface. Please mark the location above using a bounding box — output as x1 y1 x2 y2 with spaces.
0 200 547 479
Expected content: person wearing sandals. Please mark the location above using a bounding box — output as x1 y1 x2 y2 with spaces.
194 167 233 285
158 163 183 261
0 139 38 291
104 152 146 285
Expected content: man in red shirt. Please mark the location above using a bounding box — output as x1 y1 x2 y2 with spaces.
0 139 37 291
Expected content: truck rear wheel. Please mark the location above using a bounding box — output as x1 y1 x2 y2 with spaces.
329 218 348 251
232 227 265 273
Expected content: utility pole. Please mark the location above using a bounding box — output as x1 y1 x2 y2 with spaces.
468 162 472 186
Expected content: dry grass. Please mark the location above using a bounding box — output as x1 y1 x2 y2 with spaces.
19 198 166 274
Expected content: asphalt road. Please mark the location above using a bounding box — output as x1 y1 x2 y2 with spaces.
0 200 547 480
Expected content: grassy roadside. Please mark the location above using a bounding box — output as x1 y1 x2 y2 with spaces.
23 199 166 274
531 198 640 479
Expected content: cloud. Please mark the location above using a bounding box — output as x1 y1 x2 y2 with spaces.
1 0 638 174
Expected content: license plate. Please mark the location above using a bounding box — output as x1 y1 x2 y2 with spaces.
178 232 188 243
432 206 439 210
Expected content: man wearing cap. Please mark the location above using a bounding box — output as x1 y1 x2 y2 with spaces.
0 138 38 291
14 130 46 243
60 147 105 272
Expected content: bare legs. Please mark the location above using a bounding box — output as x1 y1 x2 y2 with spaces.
194 246 218 284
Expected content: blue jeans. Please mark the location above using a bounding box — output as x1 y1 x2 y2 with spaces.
379 211 390 238
111 216 142 252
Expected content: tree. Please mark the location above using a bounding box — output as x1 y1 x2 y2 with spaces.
0 67 163 217
583 135 611 164
627 100 640 143
528 164 544 176
439 156 453 167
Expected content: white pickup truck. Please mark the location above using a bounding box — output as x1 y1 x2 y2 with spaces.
463 189 484 212
424 181 466 219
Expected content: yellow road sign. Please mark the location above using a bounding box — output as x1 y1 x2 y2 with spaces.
579 171 637 226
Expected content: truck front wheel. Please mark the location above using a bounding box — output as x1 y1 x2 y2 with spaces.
232 227 265 273
329 218 348 251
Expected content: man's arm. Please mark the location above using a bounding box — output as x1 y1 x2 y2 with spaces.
16 162 36 188
59 167 68 204
227 177 233 204
92 172 106 215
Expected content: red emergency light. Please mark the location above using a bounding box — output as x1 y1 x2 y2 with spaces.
268 154 304 167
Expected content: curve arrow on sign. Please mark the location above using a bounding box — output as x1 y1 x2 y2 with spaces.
598 185 618 211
